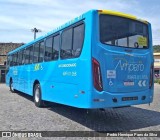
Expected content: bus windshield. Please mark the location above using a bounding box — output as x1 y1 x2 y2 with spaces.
99 14 148 49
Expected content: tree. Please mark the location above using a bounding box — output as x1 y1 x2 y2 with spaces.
153 45 160 52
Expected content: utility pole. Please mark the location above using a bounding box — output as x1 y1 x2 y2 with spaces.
31 28 42 40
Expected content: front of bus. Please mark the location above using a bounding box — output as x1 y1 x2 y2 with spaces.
91 10 154 108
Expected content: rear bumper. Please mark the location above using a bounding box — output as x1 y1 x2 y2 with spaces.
89 88 154 109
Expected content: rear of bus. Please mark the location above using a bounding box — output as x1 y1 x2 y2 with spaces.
91 10 154 108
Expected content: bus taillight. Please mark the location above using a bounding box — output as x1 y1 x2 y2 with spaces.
149 63 154 89
92 58 103 91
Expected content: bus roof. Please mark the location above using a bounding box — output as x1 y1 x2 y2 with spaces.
8 9 149 55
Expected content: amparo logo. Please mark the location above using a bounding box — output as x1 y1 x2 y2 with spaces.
115 60 144 72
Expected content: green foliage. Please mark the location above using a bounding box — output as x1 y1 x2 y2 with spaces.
153 45 160 52
154 79 160 84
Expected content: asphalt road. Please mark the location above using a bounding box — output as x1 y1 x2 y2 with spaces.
0 83 160 139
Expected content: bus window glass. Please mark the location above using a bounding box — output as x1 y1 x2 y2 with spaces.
15 53 18 66
7 55 11 66
25 48 30 64
18 50 23 65
72 24 84 57
29 46 34 64
10 55 13 66
53 35 59 60
9 55 14 66
22 50 26 65
11 55 14 66
99 15 148 49
61 28 72 59
39 41 44 62
12 54 15 66
17 52 19 65
33 43 39 63
45 37 53 61
12 53 16 66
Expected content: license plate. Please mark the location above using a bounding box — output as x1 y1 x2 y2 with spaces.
124 81 134 86
122 96 138 101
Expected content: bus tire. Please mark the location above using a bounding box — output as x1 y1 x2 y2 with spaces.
34 84 44 107
10 79 15 93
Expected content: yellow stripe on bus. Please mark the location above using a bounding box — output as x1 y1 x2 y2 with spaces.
98 10 148 24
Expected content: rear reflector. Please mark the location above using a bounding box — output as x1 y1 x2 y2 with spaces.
92 58 103 91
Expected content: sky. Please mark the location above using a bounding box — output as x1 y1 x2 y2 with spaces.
0 0 160 45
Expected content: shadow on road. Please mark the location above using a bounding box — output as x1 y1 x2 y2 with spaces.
47 103 160 131
16 91 33 102
15 91 160 132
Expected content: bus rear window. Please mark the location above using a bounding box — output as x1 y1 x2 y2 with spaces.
99 15 148 49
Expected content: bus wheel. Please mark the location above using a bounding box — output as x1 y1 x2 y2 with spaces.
34 84 44 107
10 80 15 93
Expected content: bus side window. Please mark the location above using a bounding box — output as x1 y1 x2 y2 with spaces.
72 23 84 57
17 52 19 66
10 55 12 66
12 54 14 66
39 41 44 62
53 35 60 60
18 50 23 65
29 45 34 64
45 37 53 61
25 48 30 64
33 43 39 63
9 55 12 66
61 28 72 59
22 49 26 65
14 53 18 66
10 54 14 66
14 54 16 66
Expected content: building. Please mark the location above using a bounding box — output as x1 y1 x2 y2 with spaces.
0 43 23 83
154 53 160 79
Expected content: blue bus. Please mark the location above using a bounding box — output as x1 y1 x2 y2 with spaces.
6 10 154 108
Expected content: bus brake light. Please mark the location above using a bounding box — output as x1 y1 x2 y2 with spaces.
92 58 103 91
